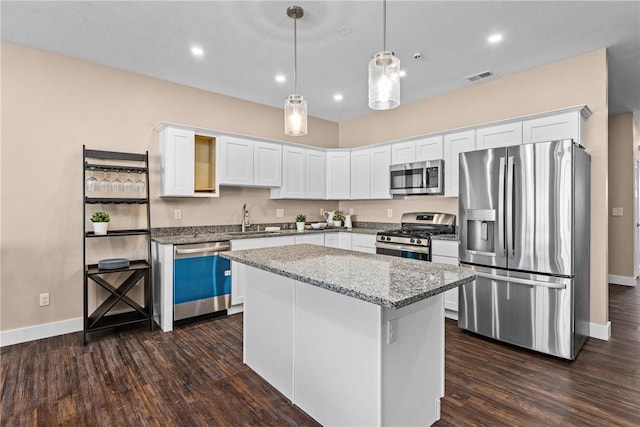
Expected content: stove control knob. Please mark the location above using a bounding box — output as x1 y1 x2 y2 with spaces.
416 239 422 244
410 238 415 243
386 236 391 241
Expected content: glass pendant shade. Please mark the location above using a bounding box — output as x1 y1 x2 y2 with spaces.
368 51 400 110
284 94 307 136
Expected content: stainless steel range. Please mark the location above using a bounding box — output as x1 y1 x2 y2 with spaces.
375 212 456 261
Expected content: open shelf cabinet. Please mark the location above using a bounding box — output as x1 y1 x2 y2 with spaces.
83 146 153 345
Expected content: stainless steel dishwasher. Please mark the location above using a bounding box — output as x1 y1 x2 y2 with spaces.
173 241 231 321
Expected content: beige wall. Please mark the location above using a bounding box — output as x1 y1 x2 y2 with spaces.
0 42 612 333
608 113 636 278
0 42 339 331
339 50 610 328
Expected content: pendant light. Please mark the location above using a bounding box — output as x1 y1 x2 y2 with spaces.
368 0 400 110
284 6 307 136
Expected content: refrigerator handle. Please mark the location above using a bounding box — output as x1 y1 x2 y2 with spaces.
506 156 515 257
475 272 567 290
498 157 506 256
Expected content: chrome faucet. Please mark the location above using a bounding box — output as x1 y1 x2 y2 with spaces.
242 203 250 232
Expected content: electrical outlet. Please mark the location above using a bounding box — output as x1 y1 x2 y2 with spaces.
612 207 623 217
387 208 393 218
276 208 285 218
387 318 398 344
174 209 182 220
349 208 354 215
39 293 50 307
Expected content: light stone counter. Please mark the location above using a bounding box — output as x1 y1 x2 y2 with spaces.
221 243 475 309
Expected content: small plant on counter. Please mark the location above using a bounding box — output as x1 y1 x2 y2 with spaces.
90 211 111 223
332 213 344 222
296 214 306 223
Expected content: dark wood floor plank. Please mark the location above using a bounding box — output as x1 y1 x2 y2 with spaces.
2 284 639 426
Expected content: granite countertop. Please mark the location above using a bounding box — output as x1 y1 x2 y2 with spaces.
152 227 382 245
221 244 475 309
431 234 458 241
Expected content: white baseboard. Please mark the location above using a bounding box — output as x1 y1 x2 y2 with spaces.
0 317 83 347
589 321 611 341
444 309 458 321
228 304 244 315
608 274 636 286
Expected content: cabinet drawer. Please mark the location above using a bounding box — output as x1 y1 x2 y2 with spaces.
431 240 458 258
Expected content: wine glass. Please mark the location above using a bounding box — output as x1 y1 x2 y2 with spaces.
99 170 111 192
112 170 123 193
86 168 97 192
135 171 145 193
123 171 134 193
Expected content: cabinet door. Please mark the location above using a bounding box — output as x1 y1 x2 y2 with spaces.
295 233 325 246
338 232 352 249
391 141 415 165
324 233 340 248
219 136 254 186
306 149 326 199
415 135 444 161
432 241 460 314
522 111 580 145
444 130 475 197
350 149 371 199
254 141 282 187
351 234 376 254
370 145 392 199
476 122 523 150
326 150 351 199
281 146 306 198
160 127 195 196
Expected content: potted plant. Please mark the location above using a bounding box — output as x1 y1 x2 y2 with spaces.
91 211 111 235
295 213 306 231
332 213 344 227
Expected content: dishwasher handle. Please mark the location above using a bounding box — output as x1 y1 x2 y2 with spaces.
175 243 231 256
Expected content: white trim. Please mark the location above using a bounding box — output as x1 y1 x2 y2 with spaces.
444 309 458 321
608 274 636 286
589 321 611 341
0 317 82 347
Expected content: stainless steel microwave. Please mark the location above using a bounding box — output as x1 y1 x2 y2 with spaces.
389 160 444 195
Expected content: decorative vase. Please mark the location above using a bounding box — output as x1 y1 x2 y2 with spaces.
296 221 305 231
93 222 108 235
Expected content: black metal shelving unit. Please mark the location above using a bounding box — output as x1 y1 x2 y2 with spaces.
82 146 153 345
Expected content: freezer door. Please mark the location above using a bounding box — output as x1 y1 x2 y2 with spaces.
458 266 574 359
459 148 507 268
506 140 573 276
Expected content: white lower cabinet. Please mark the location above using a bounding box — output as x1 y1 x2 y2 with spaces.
431 240 459 318
351 234 376 254
294 233 325 246
230 236 294 307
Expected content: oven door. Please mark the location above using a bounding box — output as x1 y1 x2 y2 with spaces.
375 241 430 261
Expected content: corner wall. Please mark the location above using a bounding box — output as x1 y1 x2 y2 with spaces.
339 49 610 331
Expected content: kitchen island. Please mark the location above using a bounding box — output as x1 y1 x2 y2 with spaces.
221 244 475 427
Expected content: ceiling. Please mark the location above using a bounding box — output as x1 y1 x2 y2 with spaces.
2 1 639 123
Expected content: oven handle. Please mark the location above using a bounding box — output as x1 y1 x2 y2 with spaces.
375 241 430 254
175 243 231 256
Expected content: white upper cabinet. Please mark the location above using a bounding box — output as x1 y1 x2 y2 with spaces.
271 146 325 199
253 141 283 187
475 122 523 150
326 150 351 200
391 141 416 165
219 136 281 187
158 125 219 198
370 145 392 199
522 107 590 147
444 130 475 198
415 135 444 161
350 148 371 199
306 149 326 199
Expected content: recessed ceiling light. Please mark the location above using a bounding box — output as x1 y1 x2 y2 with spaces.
191 46 204 56
488 33 503 44
399 70 407 77
333 93 344 102
275 74 286 83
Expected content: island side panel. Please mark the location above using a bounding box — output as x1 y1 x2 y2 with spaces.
382 294 445 426
151 241 174 332
294 281 382 426
244 266 294 401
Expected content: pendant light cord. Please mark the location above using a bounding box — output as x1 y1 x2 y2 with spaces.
383 0 387 52
293 14 298 94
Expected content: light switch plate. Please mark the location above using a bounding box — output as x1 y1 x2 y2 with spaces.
276 208 284 218
174 209 182 220
387 209 393 218
612 207 623 217
387 318 398 344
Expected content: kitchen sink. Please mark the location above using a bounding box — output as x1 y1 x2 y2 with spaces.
226 230 281 236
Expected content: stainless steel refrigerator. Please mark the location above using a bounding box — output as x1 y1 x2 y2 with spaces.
458 139 590 359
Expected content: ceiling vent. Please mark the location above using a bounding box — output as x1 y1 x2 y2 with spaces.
466 71 494 82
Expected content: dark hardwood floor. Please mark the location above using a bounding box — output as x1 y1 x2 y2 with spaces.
2 284 639 426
